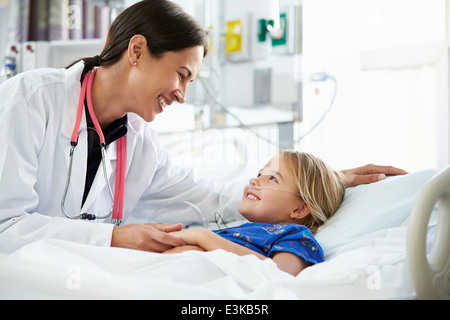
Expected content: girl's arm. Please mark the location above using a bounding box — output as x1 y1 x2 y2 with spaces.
163 244 206 254
168 228 309 276
272 252 310 276
170 228 266 260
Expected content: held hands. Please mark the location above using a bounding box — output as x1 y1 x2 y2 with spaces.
342 164 408 188
111 223 206 254
161 228 206 254
111 223 185 252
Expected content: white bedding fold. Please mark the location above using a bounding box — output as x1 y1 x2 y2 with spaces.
0 225 417 300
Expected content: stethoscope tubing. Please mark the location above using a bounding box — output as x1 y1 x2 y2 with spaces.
61 69 124 225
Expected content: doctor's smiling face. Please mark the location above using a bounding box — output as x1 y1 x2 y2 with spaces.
127 36 204 122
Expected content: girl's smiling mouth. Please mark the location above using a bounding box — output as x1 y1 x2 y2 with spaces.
246 191 260 200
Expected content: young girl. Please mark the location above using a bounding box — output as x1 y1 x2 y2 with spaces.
164 151 346 276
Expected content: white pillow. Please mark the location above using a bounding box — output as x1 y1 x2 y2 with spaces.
315 169 439 259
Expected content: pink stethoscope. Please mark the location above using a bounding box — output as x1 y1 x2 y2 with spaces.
61 68 126 226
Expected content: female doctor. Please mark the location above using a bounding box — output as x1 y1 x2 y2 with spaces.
0 0 406 255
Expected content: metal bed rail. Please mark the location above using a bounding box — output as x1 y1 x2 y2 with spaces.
407 165 450 299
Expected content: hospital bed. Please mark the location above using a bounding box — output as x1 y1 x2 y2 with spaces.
0 165 448 300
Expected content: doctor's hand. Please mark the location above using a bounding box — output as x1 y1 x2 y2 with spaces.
111 223 185 252
342 164 408 188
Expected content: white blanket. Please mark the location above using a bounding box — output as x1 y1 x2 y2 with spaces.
4 170 441 300
0 225 417 300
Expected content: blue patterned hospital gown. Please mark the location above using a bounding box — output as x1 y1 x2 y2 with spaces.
213 223 324 264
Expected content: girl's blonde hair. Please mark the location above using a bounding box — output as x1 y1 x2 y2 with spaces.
281 151 346 234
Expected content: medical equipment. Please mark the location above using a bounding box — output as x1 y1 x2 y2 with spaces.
294 72 337 145
1 56 17 80
60 68 126 226
196 69 337 151
151 201 208 229
245 183 301 197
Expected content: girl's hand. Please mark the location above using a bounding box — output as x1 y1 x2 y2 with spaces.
163 245 206 254
169 228 205 246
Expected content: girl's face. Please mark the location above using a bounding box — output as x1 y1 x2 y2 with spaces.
238 155 307 224
128 45 204 122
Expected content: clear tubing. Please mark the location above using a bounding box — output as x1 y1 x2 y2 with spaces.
245 184 300 197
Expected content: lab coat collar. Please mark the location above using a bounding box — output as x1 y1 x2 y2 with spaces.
61 61 128 146
61 61 86 142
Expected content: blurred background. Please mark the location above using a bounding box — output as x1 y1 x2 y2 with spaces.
1 0 448 183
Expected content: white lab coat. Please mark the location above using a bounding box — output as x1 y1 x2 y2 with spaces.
0 61 242 254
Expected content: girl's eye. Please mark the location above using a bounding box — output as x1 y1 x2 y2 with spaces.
178 73 186 80
269 176 277 183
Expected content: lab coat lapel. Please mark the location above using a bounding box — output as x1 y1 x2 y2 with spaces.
61 61 84 142
60 127 89 216
71 131 89 212
60 62 88 215
81 142 117 214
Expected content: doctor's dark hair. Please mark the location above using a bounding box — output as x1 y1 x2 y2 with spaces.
67 0 208 68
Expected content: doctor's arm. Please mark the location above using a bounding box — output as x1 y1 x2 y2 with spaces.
341 164 407 187
132 140 243 226
0 74 117 254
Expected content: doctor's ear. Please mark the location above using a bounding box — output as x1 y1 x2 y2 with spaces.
128 35 148 66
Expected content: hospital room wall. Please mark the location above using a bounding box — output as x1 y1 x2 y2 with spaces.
1 0 449 176
298 0 449 173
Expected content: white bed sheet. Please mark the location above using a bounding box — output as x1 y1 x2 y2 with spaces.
0 169 439 300
0 224 423 300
